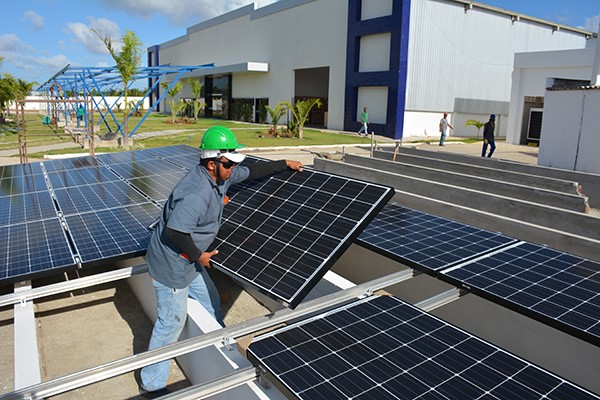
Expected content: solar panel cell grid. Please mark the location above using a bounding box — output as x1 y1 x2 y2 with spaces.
212 163 394 308
0 191 56 226
248 295 599 400
358 203 517 272
441 242 600 346
65 203 160 264
47 165 121 188
54 181 150 215
0 219 75 281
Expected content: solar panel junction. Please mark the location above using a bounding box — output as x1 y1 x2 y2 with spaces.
356 202 600 346
248 294 599 400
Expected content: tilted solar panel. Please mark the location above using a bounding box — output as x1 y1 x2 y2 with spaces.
248 295 599 400
211 157 394 308
441 241 600 346
357 203 517 273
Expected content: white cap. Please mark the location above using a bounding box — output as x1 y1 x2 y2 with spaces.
201 149 246 163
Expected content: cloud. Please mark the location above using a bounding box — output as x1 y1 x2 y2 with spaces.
24 10 44 31
584 14 600 32
99 0 277 25
66 16 121 54
0 34 35 61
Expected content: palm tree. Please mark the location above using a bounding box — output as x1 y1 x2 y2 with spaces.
265 103 287 132
93 29 142 146
161 81 183 120
282 98 322 139
190 80 205 122
465 119 485 140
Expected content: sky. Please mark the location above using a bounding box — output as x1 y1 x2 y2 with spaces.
1 0 599 86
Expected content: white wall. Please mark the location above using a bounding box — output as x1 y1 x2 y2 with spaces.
357 86 388 125
538 88 600 173
157 0 348 130
506 48 595 144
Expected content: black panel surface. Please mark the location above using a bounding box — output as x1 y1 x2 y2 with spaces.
441 242 600 346
358 203 517 273
211 159 394 308
248 295 599 400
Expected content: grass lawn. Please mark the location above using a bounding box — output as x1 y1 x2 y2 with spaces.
2 113 373 158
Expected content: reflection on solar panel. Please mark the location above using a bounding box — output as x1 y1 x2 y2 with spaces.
357 203 517 273
212 158 394 308
128 171 187 203
248 295 599 400
441 242 600 346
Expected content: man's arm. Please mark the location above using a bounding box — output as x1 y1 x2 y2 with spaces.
246 159 303 181
163 227 217 268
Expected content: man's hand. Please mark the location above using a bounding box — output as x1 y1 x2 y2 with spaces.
286 160 303 172
198 250 219 268
484 139 489 145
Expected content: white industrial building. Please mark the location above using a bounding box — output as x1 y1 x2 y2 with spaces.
148 0 596 140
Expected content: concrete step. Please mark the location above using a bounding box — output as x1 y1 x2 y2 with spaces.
314 158 600 245
345 153 588 213
380 146 600 208
373 149 581 195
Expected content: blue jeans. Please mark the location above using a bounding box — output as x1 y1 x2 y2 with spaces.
482 139 496 157
439 129 447 145
140 268 223 391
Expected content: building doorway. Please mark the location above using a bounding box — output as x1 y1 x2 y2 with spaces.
294 67 329 128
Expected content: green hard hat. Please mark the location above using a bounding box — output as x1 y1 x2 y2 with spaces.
200 126 245 161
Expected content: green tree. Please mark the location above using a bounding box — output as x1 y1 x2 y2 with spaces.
282 98 322 139
190 80 206 122
465 119 485 140
161 81 183 120
93 29 142 146
265 102 286 131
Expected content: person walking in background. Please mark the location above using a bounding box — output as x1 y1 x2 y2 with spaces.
482 114 496 157
438 112 453 146
357 106 369 136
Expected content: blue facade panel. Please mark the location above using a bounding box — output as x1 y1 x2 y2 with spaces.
344 0 411 140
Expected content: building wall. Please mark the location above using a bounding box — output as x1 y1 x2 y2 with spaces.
151 0 593 138
538 88 600 174
404 0 591 138
506 48 595 144
156 0 349 130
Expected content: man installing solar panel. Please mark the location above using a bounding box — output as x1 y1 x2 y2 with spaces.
139 126 303 396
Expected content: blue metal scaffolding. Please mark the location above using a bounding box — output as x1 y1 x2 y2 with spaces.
36 64 214 138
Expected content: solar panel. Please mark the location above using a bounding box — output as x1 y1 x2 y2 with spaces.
211 158 394 308
53 181 150 215
357 203 517 273
128 171 187 203
441 242 600 346
248 295 599 400
46 165 121 188
0 191 57 226
0 219 76 282
65 203 161 264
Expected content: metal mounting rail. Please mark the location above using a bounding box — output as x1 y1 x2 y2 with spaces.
0 264 148 309
159 366 257 400
415 288 464 312
0 269 416 400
